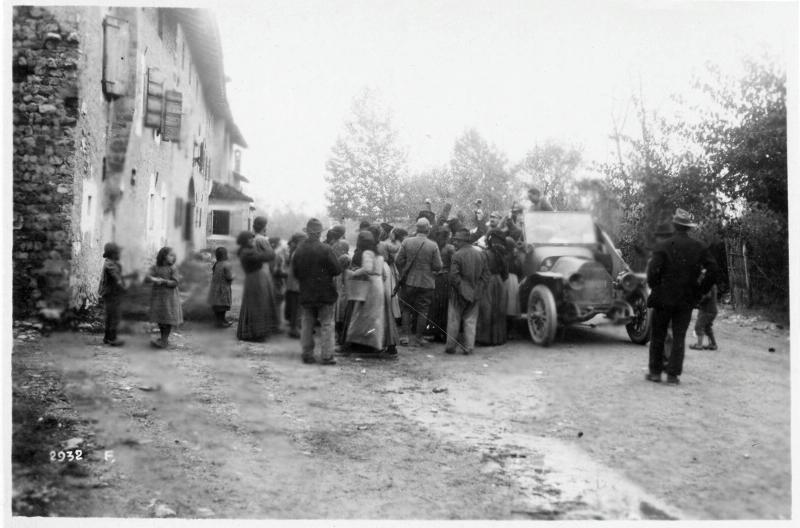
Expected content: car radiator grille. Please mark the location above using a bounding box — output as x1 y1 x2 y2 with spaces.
570 262 612 305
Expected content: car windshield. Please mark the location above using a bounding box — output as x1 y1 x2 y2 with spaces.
523 212 597 244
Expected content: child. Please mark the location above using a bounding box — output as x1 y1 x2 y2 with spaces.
691 283 718 351
208 246 234 327
146 246 183 348
98 242 127 346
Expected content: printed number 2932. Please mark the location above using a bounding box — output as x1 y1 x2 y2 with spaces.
50 449 83 462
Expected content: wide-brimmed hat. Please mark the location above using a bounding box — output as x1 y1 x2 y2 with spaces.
305 218 324 234
102 242 121 258
653 222 675 237
452 229 471 242
672 208 696 228
329 225 346 237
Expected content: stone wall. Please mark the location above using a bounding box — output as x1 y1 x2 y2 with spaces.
12 6 84 317
12 6 242 319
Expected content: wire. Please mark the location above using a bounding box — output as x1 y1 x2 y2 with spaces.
395 294 468 352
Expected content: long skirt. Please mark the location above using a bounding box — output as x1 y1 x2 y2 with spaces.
334 274 348 324
476 274 508 346
346 274 385 350
425 272 450 341
382 262 400 348
237 269 279 341
505 273 520 316
386 263 401 319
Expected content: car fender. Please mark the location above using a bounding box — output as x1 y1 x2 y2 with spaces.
518 272 564 314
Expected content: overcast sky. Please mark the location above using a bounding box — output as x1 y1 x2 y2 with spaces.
214 0 796 215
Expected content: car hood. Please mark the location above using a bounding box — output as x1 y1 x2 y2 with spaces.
550 255 594 275
534 246 594 262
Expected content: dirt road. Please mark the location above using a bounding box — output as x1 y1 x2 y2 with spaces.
11 307 791 520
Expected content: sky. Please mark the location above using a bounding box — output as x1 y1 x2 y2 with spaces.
211 0 797 215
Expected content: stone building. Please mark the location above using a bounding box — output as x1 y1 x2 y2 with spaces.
12 6 248 317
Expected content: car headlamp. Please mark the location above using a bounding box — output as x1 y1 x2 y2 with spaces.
619 272 638 292
568 273 585 290
540 257 556 271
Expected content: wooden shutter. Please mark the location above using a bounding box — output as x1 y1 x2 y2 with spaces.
162 90 182 142
102 16 130 98
174 197 184 227
144 68 164 129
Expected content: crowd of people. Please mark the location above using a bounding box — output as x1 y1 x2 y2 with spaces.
209 186 557 362
96 186 721 384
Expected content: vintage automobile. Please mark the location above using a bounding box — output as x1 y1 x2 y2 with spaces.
513 211 650 346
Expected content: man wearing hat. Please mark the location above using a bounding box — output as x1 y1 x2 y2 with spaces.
292 218 343 365
445 229 489 355
395 217 443 347
646 208 719 385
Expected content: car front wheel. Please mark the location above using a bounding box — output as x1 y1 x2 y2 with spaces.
527 285 557 346
626 288 651 345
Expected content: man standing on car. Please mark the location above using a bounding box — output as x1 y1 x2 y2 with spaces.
527 186 554 212
646 208 719 385
395 217 442 347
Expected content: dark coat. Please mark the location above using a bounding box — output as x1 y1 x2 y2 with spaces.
449 244 489 304
647 231 719 309
395 234 442 290
208 260 234 307
98 259 125 298
292 238 343 306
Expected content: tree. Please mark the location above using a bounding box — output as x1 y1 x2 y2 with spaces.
687 58 787 215
447 129 515 217
514 141 583 210
325 89 408 222
397 166 453 222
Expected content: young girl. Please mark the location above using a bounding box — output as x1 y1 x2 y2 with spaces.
208 246 234 328
146 246 183 348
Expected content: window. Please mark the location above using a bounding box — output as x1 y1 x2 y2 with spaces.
212 210 230 235
174 197 184 227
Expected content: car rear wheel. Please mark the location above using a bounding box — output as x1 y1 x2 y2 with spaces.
527 285 557 346
626 288 651 345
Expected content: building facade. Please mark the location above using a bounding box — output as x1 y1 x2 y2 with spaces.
12 6 248 317
206 148 255 253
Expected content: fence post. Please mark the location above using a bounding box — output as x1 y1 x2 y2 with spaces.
742 241 751 308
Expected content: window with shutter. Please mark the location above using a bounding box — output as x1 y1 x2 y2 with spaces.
144 68 164 130
162 90 182 142
102 16 130 99
174 197 184 227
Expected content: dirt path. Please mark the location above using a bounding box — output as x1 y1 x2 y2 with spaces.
11 307 791 520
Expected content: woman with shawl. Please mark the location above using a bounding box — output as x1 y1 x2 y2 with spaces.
476 229 509 346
